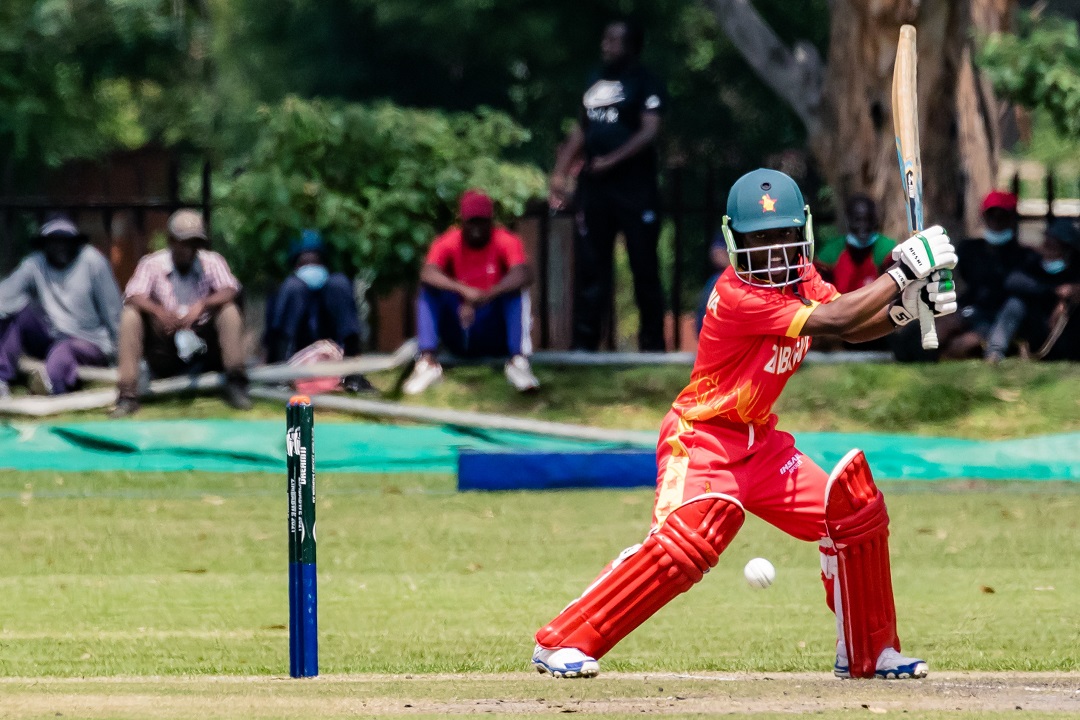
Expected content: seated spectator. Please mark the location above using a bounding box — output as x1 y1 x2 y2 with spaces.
0 215 122 397
264 229 372 392
403 189 539 394
815 194 896 293
937 190 1040 359
985 218 1080 362
696 232 730 333
111 209 250 417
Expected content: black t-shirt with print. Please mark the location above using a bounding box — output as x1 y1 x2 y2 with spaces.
580 63 665 183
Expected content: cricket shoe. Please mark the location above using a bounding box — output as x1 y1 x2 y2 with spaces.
531 645 599 679
504 355 540 392
834 645 928 679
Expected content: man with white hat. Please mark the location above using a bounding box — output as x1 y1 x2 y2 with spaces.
112 209 250 417
0 214 122 397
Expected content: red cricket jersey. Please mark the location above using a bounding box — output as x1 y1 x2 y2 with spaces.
673 266 839 426
425 226 527 292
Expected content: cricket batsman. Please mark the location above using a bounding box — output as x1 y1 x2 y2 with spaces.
531 169 958 680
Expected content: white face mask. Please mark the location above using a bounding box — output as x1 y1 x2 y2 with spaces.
295 264 329 290
1042 258 1067 275
983 228 1014 246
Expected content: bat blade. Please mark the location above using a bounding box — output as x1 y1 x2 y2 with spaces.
892 24 939 350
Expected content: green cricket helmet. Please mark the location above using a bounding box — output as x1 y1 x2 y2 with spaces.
722 168 815 288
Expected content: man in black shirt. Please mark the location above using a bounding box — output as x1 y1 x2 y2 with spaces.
549 19 666 352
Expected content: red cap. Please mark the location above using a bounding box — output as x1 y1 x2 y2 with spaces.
460 190 494 220
981 190 1018 214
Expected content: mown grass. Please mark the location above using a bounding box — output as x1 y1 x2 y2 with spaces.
3 471 1079 678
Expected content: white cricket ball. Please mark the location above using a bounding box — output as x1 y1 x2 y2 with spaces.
743 557 776 589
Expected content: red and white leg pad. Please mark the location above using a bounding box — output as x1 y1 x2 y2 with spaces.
535 493 745 660
820 449 900 678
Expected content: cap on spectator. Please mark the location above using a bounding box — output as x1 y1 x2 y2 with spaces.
36 214 86 242
167 209 208 242
981 190 1018 214
1047 218 1080 251
460 190 494 221
288 229 326 263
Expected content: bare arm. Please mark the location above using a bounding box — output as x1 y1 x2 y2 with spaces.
126 293 180 334
549 125 586 210
801 273 899 337
838 307 896 343
420 264 482 303
482 263 533 301
589 112 661 174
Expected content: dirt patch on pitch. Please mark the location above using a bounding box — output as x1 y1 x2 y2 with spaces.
3 672 1079 717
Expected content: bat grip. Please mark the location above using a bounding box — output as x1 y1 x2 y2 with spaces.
918 296 938 350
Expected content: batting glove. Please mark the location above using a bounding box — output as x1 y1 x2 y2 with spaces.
889 270 958 327
886 226 957 289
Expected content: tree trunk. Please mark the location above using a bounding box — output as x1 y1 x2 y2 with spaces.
711 0 1015 239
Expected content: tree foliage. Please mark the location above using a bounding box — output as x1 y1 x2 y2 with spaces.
979 11 1080 139
213 97 546 290
0 0 200 173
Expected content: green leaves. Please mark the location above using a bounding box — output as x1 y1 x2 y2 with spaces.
978 12 1080 140
214 97 545 291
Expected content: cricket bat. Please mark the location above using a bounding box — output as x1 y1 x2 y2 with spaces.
892 24 941 350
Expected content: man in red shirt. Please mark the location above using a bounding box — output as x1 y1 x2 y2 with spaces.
531 169 957 681
816 195 897 294
403 189 539 394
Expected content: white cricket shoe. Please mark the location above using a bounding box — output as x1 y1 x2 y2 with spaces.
531 645 599 679
402 356 443 395
834 643 928 679
504 355 540 392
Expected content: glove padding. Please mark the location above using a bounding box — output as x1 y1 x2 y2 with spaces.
889 270 958 327
886 226 957 289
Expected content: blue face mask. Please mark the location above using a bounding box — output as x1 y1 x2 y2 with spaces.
1042 259 1067 275
295 264 329 290
845 232 877 250
984 228 1014 246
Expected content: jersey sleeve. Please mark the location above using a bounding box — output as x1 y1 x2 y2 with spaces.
640 70 666 114
497 230 527 268
424 233 454 270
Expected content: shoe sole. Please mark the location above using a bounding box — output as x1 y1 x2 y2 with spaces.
532 660 599 679
835 662 928 680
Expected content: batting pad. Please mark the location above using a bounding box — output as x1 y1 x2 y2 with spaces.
458 449 656 491
536 493 745 659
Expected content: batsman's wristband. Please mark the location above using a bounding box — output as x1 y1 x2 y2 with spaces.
887 263 916 291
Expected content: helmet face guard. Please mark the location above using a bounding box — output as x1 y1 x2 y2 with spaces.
722 207 816 288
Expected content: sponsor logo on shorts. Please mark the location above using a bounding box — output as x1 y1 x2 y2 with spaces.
779 453 803 476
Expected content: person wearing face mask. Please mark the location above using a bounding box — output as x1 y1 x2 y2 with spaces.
0 215 122 398
264 229 372 392
937 190 1040 359
985 218 1080 362
403 189 539 394
816 195 897 294
112 209 249 417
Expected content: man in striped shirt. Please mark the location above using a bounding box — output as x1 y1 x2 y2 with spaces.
111 209 250 417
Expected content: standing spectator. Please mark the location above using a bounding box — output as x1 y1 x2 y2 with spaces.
937 190 1040 359
549 19 666 352
264 229 372 392
986 218 1080 362
816 195 897 294
402 190 539 395
111 209 250 417
0 215 122 397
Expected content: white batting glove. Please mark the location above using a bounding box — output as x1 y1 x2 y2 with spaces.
886 226 957 289
888 270 958 327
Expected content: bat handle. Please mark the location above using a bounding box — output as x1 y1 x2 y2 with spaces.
918 297 938 350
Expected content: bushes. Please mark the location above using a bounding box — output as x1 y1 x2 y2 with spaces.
213 96 545 290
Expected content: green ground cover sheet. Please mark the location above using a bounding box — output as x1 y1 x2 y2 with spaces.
0 420 1076 480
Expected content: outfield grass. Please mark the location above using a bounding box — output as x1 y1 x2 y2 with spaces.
3 471 1079 679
